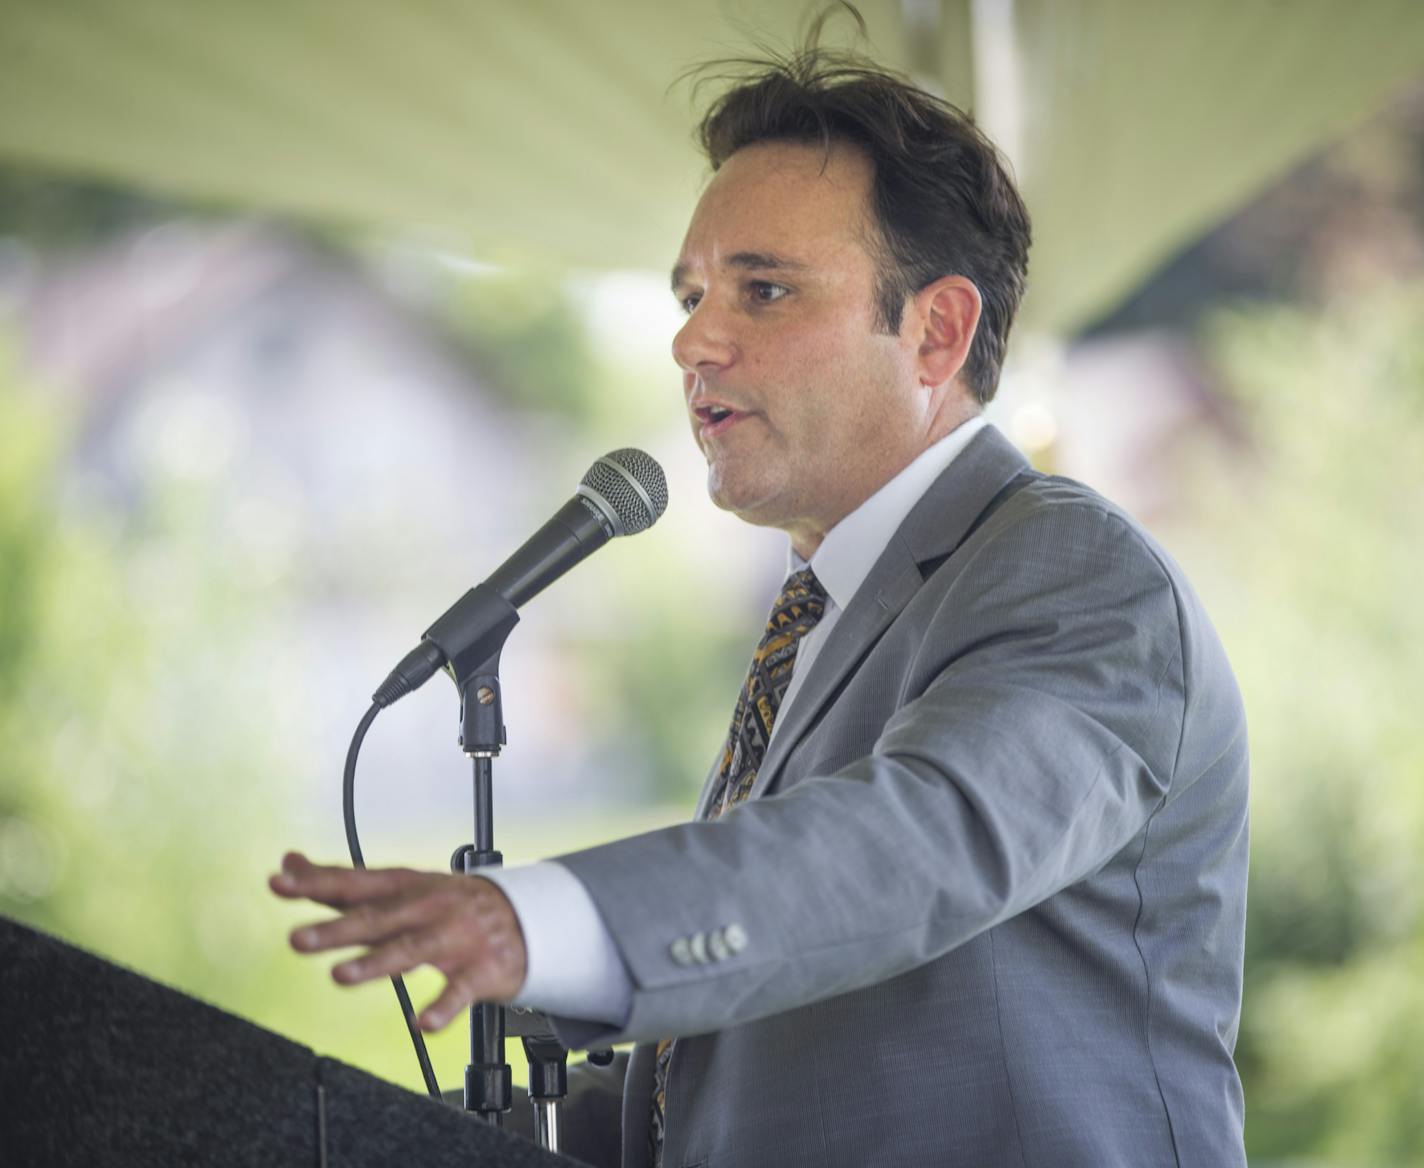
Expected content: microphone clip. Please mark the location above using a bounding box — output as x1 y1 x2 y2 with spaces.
372 582 519 712
456 660 507 756
423 582 519 753
423 582 520 687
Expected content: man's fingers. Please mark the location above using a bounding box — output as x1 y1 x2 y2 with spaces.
269 854 418 908
273 859 528 1017
289 892 440 955
330 923 453 985
417 975 481 1032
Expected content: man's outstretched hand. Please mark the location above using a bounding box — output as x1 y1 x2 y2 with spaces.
269 851 527 1031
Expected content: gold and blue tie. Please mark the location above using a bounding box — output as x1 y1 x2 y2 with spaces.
650 567 828 1167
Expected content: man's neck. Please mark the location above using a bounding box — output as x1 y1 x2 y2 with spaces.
785 410 984 561
786 415 989 594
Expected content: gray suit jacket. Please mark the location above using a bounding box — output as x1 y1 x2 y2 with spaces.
546 424 1248 1168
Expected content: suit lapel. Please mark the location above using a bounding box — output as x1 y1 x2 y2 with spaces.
747 425 1031 800
692 751 725 823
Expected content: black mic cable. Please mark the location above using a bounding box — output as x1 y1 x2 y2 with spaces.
341 700 441 1098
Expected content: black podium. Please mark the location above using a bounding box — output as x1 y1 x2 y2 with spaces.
0 916 582 1166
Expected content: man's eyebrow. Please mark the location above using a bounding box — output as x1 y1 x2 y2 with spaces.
725 251 811 274
670 251 811 293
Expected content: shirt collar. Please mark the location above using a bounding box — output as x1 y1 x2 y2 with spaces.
787 415 988 610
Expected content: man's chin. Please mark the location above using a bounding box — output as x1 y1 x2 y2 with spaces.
707 473 750 513
706 477 789 529
707 468 760 513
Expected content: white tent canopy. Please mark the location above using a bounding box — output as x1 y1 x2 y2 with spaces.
2 0 1422 335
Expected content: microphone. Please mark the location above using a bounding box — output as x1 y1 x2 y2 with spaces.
372 449 668 708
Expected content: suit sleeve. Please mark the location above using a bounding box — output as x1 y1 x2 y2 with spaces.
551 497 1190 1049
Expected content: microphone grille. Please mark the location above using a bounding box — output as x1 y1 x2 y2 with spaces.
581 448 668 536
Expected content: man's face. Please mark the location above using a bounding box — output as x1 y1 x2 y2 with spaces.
671 140 933 555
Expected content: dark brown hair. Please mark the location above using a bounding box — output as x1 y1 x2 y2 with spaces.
692 20 1031 404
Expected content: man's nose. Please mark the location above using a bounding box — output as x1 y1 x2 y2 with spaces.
672 300 736 373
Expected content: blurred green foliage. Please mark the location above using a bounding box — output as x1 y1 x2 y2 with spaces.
0 342 483 1090
438 267 600 424
1164 283 1424 1165
0 170 174 251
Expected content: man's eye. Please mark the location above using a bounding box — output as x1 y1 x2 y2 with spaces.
749 282 789 303
680 293 701 314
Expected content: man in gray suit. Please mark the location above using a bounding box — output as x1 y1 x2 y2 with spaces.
273 44 1249 1168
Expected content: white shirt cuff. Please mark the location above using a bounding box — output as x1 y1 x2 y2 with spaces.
479 860 633 1026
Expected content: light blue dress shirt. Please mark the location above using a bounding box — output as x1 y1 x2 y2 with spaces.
481 416 988 1024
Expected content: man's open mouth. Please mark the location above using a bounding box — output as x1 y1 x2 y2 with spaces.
694 401 741 422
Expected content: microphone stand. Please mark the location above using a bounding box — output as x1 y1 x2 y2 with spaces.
449 647 517 1130
439 594 591 1153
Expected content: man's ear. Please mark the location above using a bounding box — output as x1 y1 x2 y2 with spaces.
913 275 982 389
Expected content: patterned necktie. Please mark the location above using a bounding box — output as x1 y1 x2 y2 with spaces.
650 567 828 1167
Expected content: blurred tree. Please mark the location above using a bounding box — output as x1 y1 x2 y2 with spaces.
0 341 66 911
1164 282 1424 1164
1083 83 1424 338
0 338 489 1091
0 169 176 251
437 265 600 425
